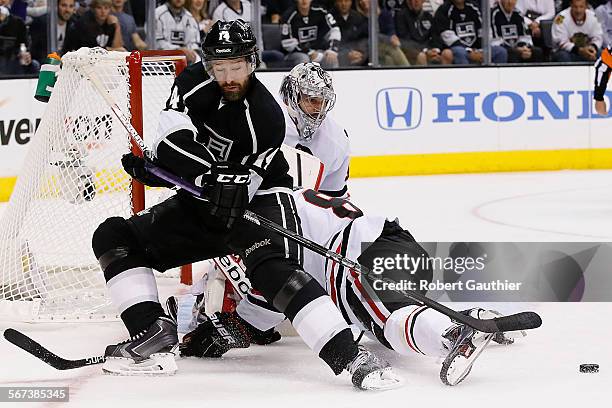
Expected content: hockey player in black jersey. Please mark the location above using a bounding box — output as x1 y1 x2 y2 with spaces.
92 19 398 390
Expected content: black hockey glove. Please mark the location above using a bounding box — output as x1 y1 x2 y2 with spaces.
121 153 174 188
180 311 251 358
203 162 250 229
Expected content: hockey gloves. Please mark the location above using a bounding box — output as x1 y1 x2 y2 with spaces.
203 162 250 229
121 153 174 188
180 311 251 358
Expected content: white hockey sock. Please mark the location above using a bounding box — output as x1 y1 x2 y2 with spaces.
292 296 351 354
384 305 452 358
107 266 160 313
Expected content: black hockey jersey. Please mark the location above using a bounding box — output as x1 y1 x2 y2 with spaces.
280 6 341 53
395 7 436 45
490 5 532 48
153 62 292 199
434 1 482 48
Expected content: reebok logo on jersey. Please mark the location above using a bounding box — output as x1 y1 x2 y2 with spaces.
244 238 271 257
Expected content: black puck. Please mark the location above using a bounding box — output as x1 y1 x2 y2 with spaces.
579 364 599 373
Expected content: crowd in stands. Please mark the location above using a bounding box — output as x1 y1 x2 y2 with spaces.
0 0 610 74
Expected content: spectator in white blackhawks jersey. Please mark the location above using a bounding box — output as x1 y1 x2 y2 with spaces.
552 0 603 62
155 0 201 63
281 0 341 68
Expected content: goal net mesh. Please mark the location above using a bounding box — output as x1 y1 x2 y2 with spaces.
0 48 181 321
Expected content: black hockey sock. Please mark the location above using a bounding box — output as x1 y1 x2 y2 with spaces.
319 328 359 375
121 301 166 337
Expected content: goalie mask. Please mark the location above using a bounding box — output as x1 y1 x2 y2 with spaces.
280 62 336 142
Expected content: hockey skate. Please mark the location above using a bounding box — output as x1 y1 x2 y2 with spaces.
103 316 179 376
440 322 494 386
346 346 403 391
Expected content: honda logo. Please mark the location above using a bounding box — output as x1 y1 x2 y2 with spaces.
376 87 422 131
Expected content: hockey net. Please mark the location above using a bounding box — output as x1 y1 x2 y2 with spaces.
0 48 188 322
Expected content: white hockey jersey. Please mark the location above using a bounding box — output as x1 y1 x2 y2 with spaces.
278 96 350 197
294 189 388 294
235 189 389 331
552 7 603 52
155 4 201 50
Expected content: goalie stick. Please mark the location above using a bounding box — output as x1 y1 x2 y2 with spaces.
81 55 542 335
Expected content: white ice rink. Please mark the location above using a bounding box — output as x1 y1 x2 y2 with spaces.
1 170 611 407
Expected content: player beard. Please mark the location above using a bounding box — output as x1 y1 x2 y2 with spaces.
220 78 250 101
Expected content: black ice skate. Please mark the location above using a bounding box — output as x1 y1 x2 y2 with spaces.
103 317 179 376
346 346 402 390
440 323 494 386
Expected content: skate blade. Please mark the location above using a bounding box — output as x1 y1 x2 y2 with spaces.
359 368 404 391
102 353 177 376
442 333 494 386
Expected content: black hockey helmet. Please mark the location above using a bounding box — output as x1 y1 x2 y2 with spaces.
202 19 258 61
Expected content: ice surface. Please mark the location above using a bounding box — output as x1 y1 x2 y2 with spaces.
1 171 610 407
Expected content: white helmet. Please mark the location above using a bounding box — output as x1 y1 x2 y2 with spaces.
279 62 336 142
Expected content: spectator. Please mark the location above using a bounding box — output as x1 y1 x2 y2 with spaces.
3 0 26 20
155 0 200 63
595 0 612 46
29 0 77 62
111 0 146 50
355 0 410 65
264 0 293 23
212 0 250 22
395 0 453 64
62 0 123 53
186 0 212 39
26 0 48 19
492 0 544 61
331 0 368 65
434 0 507 64
0 3 39 74
280 0 341 67
516 0 554 48
380 0 405 16
552 0 602 61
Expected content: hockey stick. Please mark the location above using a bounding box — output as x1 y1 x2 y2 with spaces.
82 65 542 334
3 328 105 369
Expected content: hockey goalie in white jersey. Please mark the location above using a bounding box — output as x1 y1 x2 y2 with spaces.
279 62 349 198
177 188 522 387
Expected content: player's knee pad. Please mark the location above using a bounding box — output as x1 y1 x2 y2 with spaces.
249 259 326 320
92 216 146 281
